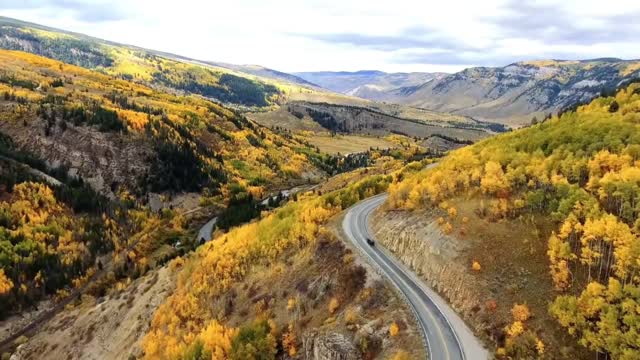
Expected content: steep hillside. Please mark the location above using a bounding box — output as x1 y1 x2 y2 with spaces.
1 134 434 359
378 83 640 358
0 50 323 200
390 59 640 126
0 16 313 108
284 102 495 141
0 134 195 333
295 70 444 101
208 62 319 88
141 175 425 360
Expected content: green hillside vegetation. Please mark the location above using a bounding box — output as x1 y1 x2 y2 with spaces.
387 83 640 359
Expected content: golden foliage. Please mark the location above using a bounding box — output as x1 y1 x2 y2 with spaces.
511 304 531 322
506 321 524 337
0 270 13 295
0 50 320 204
344 306 359 325
442 222 453 234
389 322 400 337
142 175 391 358
387 83 640 357
199 320 237 359
328 297 340 315
282 323 298 357
471 261 482 272
389 350 411 360
287 297 296 312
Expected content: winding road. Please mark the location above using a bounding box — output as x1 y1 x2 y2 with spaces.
343 194 488 360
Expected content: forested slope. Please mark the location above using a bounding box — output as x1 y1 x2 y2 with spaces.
385 83 640 358
0 17 291 108
142 174 426 359
0 142 192 323
0 50 322 201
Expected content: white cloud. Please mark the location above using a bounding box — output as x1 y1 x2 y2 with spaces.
1 0 640 72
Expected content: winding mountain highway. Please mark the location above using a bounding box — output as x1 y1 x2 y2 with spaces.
343 194 488 360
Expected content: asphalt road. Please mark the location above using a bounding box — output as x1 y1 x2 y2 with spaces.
343 194 488 360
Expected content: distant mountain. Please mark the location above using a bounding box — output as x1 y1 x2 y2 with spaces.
294 70 446 101
387 59 640 126
207 62 319 87
299 61 640 127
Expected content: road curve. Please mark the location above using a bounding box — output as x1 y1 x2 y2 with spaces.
343 194 487 360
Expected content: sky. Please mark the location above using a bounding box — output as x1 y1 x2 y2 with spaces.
1 0 640 73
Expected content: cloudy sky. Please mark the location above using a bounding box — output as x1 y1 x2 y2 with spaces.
1 0 640 73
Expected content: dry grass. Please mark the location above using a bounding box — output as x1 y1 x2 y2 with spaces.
444 197 591 358
307 135 395 155
9 266 177 360
287 90 372 106
247 107 325 132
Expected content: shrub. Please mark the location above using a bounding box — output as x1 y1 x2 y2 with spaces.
389 322 400 336
328 297 340 314
511 304 531 322
472 261 482 272
229 320 277 360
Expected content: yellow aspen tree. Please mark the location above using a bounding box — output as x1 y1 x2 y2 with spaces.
0 269 13 295
389 322 400 336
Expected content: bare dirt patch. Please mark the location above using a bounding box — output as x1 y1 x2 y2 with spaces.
10 266 176 360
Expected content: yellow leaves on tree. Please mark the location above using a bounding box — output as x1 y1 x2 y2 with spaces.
199 320 237 359
142 176 391 359
471 261 482 272
500 302 545 358
282 323 298 357
0 182 95 307
511 304 531 322
581 215 639 282
287 297 297 312
506 321 524 337
442 222 453 235
480 161 510 197
547 231 576 291
0 269 13 295
328 297 340 315
389 322 400 337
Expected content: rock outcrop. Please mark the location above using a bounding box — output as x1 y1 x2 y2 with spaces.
0 114 151 198
303 331 360 360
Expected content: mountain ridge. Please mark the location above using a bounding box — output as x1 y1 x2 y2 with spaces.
296 59 640 126
0 16 320 108
295 70 446 101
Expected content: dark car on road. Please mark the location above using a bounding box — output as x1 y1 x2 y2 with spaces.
366 238 375 246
